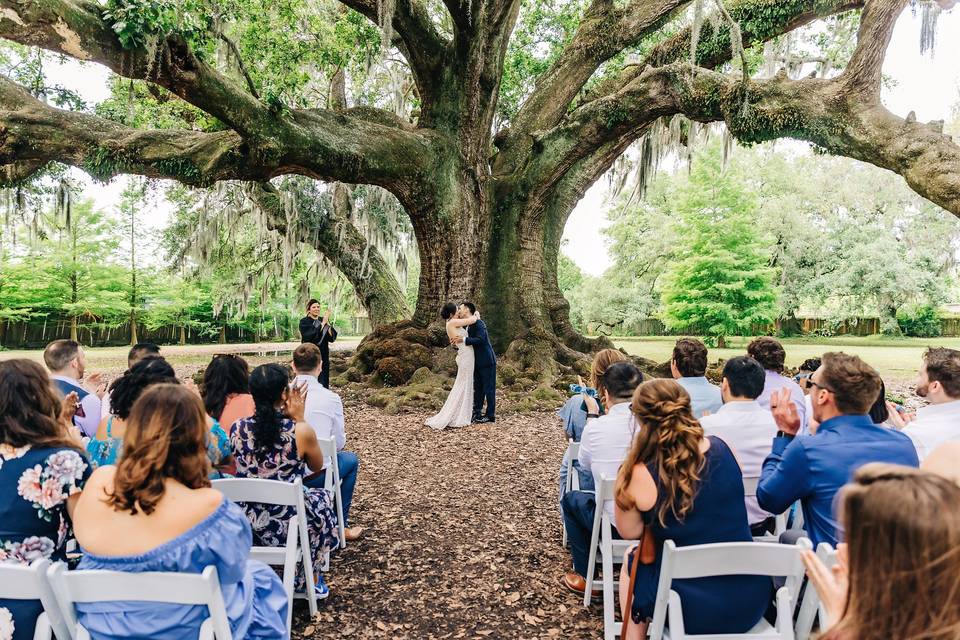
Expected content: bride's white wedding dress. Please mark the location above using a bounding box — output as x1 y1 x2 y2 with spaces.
425 326 475 429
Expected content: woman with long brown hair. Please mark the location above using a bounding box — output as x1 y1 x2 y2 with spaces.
804 464 960 640
614 379 771 639
70 384 287 639
0 359 89 640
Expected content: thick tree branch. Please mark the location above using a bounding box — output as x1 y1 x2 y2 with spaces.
0 159 46 185
840 0 905 96
0 0 272 139
0 76 433 188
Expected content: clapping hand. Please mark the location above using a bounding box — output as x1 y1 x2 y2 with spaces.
770 388 802 435
284 382 308 423
85 372 108 399
885 401 915 429
60 391 79 427
801 545 849 628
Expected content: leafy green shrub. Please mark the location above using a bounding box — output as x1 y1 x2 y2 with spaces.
897 305 942 338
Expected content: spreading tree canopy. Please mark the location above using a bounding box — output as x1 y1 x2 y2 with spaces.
2 0 959 383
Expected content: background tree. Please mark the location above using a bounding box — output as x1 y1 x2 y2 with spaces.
659 146 777 347
2 0 960 384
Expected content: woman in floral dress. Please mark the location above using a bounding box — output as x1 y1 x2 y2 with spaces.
230 364 339 598
0 360 91 640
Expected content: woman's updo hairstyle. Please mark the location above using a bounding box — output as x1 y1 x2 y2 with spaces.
615 378 705 526
440 302 458 320
248 363 291 452
108 356 178 420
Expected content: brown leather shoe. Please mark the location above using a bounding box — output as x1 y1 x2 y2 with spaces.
562 572 588 594
344 526 365 542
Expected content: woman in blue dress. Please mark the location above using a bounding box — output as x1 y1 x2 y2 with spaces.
615 379 772 640
230 364 339 599
87 357 233 478
71 383 287 639
0 360 91 640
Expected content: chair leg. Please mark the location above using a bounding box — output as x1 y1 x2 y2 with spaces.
602 548 617 640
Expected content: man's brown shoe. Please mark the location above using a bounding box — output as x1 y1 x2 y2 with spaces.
344 526 365 542
562 572 589 594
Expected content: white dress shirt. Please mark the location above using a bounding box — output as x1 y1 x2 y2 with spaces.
699 400 778 525
903 399 960 461
579 401 638 523
294 374 346 473
51 374 101 438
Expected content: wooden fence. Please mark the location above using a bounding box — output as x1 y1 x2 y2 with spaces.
588 316 951 338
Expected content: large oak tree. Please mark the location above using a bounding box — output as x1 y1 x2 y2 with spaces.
2 0 959 383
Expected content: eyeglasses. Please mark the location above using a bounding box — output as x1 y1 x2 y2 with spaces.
809 380 834 394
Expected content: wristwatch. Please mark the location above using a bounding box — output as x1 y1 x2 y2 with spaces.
586 413 600 420
776 430 795 440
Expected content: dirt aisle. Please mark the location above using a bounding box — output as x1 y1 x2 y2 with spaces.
294 404 604 639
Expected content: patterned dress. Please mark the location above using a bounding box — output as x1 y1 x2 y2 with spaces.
229 418 339 590
0 444 90 640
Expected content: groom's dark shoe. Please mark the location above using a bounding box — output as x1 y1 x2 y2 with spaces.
475 416 494 424
471 415 483 423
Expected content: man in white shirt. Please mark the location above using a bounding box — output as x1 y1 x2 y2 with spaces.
671 338 722 417
561 362 643 594
43 339 105 438
699 356 778 535
895 348 960 461
292 343 363 541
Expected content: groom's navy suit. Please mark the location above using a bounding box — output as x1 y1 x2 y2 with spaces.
466 319 497 421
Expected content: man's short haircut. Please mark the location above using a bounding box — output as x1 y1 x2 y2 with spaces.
722 356 766 400
43 340 81 372
819 352 882 415
923 347 960 398
602 362 644 400
799 357 822 373
293 343 323 373
128 342 160 366
459 301 476 315
672 338 709 377
747 337 787 373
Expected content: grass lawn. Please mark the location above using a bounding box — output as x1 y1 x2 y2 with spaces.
613 335 960 380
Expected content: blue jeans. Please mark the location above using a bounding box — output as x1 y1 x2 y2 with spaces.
306 451 359 526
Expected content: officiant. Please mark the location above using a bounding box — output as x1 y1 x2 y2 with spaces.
299 298 338 388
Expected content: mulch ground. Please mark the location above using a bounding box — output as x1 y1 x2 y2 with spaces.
290 404 605 639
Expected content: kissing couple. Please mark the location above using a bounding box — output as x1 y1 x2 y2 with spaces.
424 301 497 430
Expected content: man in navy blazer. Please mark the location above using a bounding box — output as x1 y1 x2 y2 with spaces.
454 301 497 423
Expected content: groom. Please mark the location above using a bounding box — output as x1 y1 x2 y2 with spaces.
452 301 497 423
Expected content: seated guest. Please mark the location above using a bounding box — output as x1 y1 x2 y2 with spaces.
616 379 771 639
670 338 721 418
558 348 627 499
43 339 105 438
802 464 960 640
231 364 339 598
560 362 643 594
71 385 288 639
100 342 160 419
292 343 363 541
890 348 960 461
699 356 778 535
0 360 90 640
922 441 960 486
203 354 255 434
748 337 807 430
758 352 919 547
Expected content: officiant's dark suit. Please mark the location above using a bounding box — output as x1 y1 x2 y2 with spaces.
466 317 497 422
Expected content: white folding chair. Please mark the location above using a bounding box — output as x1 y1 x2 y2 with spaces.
213 477 318 617
0 559 67 640
582 475 642 640
648 537 812 640
562 440 582 546
46 563 233 640
316 437 347 550
794 543 838 640
741 477 787 541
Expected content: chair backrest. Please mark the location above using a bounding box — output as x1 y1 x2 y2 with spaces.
213 477 303 506
316 438 339 491
566 440 581 462
742 476 759 498
47 563 233 640
0 559 70 640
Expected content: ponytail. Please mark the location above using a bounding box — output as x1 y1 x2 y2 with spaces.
615 379 705 526
248 364 290 452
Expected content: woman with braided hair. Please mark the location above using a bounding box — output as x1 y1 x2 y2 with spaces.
614 379 772 639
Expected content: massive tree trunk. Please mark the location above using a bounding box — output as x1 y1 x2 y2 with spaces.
4 0 960 387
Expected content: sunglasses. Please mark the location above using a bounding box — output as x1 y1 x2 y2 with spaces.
808 380 834 394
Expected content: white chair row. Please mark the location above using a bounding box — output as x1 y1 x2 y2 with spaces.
794 543 838 639
562 440 583 546
0 560 233 640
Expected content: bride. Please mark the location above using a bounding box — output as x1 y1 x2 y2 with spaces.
425 302 479 430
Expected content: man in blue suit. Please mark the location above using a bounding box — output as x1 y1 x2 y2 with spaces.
454 301 497 423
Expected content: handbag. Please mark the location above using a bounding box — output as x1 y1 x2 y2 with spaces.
620 522 657 638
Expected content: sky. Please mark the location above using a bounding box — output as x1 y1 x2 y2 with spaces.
37 5 960 274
